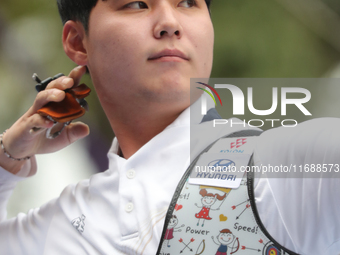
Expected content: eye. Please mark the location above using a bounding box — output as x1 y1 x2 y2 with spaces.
178 0 197 8
124 1 148 9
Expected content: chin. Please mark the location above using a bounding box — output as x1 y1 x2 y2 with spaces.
145 74 190 95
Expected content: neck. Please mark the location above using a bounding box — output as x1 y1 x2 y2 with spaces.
105 102 187 159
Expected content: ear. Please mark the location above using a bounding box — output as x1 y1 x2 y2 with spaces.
62 20 88 66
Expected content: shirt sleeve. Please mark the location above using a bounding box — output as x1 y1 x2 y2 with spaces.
0 156 55 254
0 195 58 254
0 157 37 222
254 118 340 255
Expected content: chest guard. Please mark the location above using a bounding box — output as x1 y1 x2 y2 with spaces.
157 130 298 255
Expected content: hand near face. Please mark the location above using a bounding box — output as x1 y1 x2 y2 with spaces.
0 66 90 174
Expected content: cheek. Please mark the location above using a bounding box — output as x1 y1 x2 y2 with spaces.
86 21 149 88
87 14 149 65
186 17 214 76
88 28 133 68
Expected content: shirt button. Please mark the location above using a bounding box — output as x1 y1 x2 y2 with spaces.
125 202 134 212
126 169 136 179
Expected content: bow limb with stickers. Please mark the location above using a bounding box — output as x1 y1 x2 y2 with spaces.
0 66 90 174
157 130 298 255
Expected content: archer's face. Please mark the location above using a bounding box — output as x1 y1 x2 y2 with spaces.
84 0 214 112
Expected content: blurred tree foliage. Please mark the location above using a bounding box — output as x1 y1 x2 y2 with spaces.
210 0 340 77
1 0 340 135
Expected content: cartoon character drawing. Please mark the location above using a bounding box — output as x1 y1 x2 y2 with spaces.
212 229 239 255
164 215 184 247
195 189 226 227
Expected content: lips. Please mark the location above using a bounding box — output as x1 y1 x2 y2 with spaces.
148 49 189 61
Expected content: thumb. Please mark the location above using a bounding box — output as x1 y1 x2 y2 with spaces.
67 122 90 144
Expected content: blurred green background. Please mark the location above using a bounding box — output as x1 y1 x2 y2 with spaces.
1 0 340 159
2 0 340 217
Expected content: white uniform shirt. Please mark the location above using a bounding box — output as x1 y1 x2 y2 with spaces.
0 100 340 254
254 118 340 254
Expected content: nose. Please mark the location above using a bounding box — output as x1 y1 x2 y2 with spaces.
153 4 183 39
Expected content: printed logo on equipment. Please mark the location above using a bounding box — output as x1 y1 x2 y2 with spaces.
208 159 236 171
230 138 247 149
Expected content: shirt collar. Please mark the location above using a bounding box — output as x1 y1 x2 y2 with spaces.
108 93 215 158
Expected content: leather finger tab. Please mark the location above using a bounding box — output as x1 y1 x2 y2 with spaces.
68 84 91 99
37 93 86 123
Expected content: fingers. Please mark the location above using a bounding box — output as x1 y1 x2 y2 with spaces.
37 122 90 154
2 66 89 164
26 114 55 136
45 75 74 91
45 65 87 90
65 122 90 144
68 65 87 87
30 89 66 113
12 112 55 136
29 66 87 114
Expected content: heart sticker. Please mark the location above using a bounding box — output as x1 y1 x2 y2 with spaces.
175 204 183 211
219 214 228 221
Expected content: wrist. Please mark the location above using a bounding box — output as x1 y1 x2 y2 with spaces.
0 131 31 174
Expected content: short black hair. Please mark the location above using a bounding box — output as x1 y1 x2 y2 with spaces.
57 0 212 32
